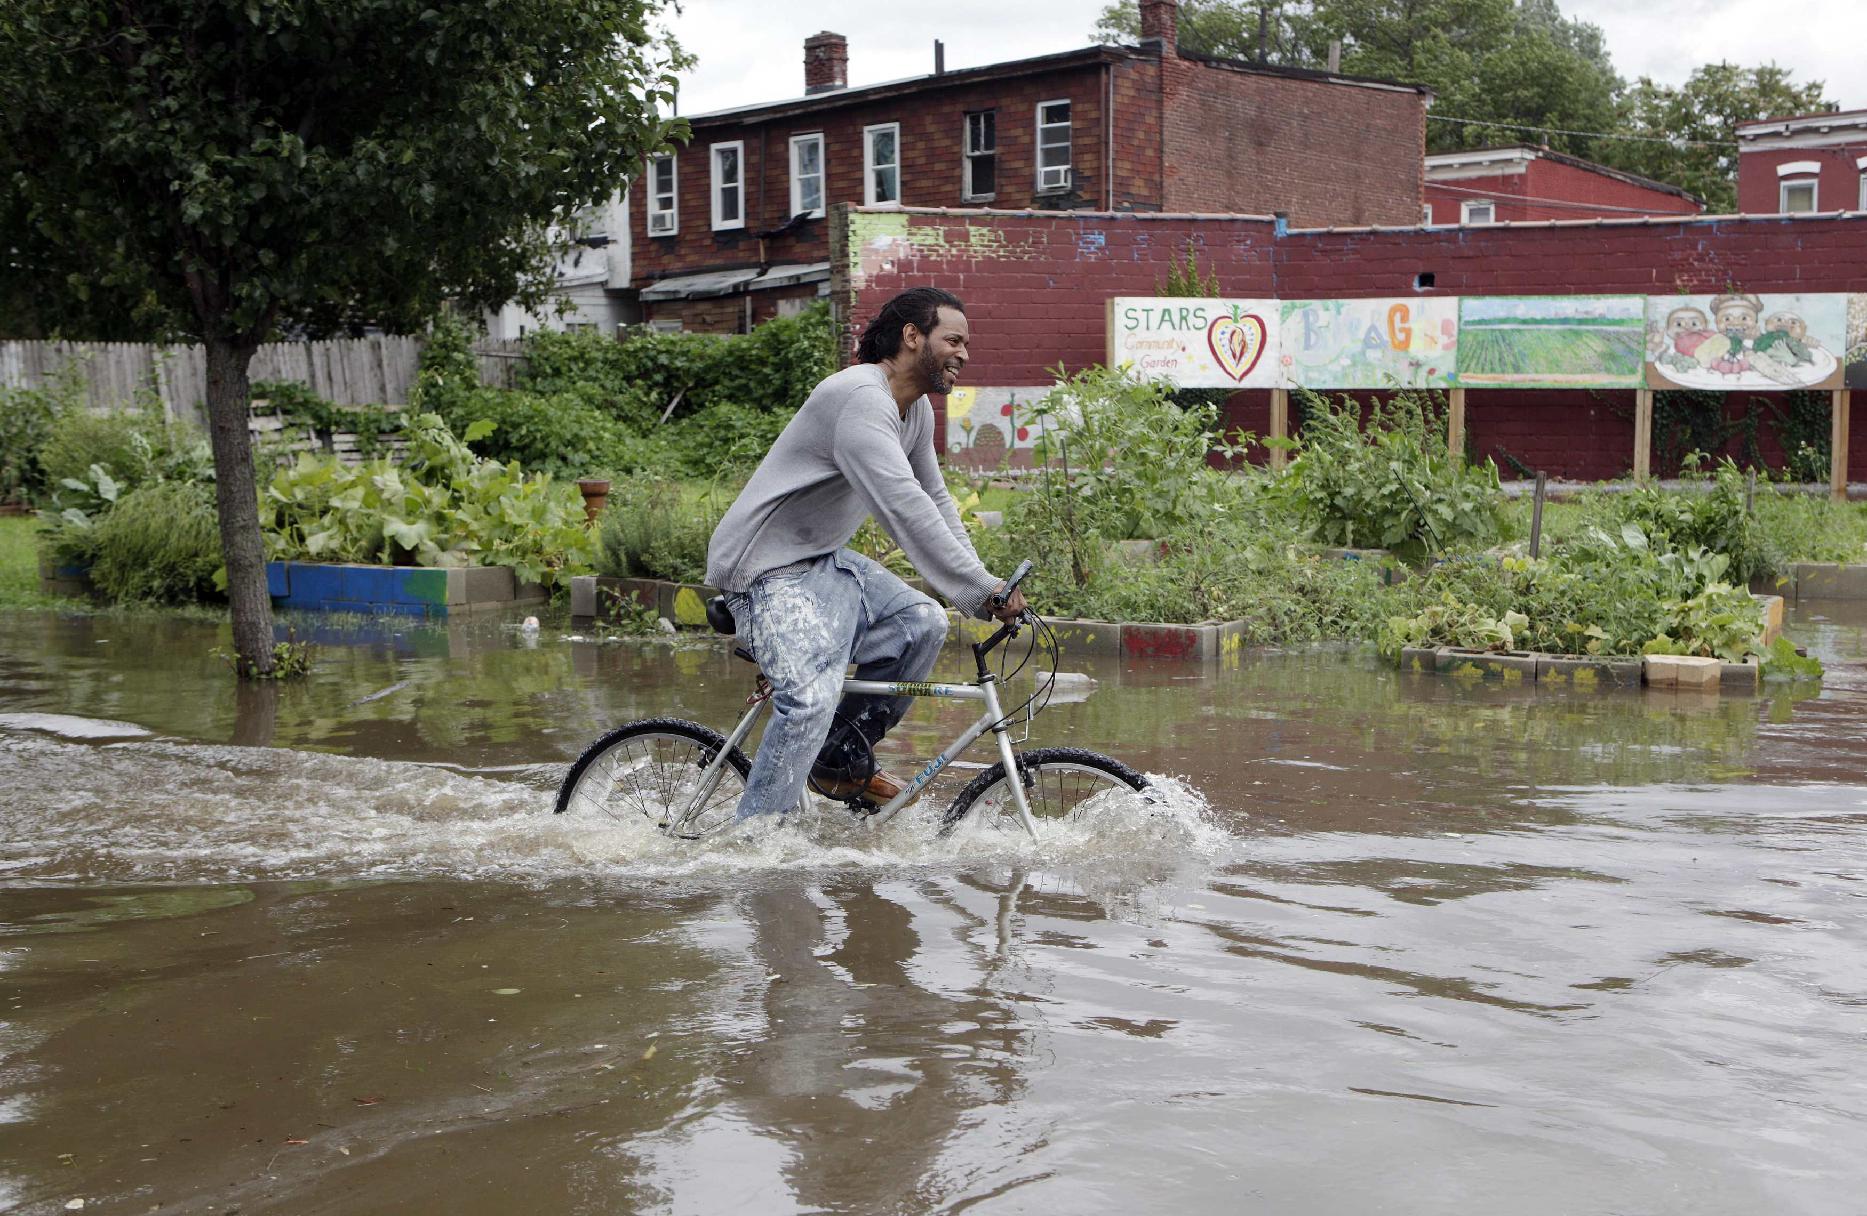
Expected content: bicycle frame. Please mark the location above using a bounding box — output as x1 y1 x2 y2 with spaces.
681 648 1041 837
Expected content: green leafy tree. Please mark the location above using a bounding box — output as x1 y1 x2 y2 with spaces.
0 1 685 673
1094 0 1318 65
1608 64 1831 213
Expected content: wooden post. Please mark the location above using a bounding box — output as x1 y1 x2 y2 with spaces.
1447 387 1466 462
1834 388 1852 502
1269 388 1289 472
1529 471 1547 559
1633 388 1653 483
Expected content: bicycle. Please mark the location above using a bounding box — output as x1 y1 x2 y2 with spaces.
553 560 1150 839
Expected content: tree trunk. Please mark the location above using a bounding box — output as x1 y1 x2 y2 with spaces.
203 334 276 677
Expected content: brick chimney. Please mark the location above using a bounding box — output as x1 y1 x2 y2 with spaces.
804 32 848 95
1139 0 1178 50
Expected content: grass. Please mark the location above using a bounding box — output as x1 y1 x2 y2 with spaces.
1501 489 1867 569
0 515 61 610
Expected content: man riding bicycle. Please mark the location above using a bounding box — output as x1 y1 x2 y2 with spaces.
705 287 1027 822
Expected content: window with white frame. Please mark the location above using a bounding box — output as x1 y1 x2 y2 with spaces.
710 141 744 230
1857 166 1866 211
646 154 677 236
1036 100 1072 193
1461 199 1496 225
1779 177 1817 213
789 133 825 219
864 123 900 205
964 110 997 200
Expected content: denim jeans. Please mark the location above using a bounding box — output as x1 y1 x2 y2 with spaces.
726 549 948 819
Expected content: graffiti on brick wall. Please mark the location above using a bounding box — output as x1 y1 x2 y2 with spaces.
1646 292 1847 391
944 386 1059 468
1279 298 1459 389
1454 296 1646 389
1108 298 1282 389
1845 295 1867 390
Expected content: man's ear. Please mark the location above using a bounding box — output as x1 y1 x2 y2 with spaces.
900 323 922 352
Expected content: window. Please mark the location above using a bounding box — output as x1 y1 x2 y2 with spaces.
1859 172 1866 212
789 133 825 219
1421 204 1433 226
710 141 744 231
1779 178 1817 213
646 154 677 236
1036 100 1072 193
864 123 900 205
964 110 997 201
1461 199 1496 225
647 318 684 334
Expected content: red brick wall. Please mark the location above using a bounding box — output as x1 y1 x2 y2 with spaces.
634 64 1111 285
1162 57 1425 226
836 206 1867 479
1426 160 1700 224
1736 143 1867 214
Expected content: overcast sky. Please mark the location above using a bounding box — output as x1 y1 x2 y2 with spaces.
665 0 1867 118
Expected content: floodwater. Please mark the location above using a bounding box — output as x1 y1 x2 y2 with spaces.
1 602 1864 1215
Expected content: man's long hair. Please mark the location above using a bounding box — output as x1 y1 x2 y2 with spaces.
856 287 964 364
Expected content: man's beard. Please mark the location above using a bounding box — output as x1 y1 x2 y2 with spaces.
917 342 954 394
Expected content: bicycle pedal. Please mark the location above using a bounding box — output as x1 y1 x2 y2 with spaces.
846 797 883 817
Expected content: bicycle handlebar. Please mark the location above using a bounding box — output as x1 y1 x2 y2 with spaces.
990 559 1035 611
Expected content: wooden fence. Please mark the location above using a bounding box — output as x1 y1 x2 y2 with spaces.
0 335 530 421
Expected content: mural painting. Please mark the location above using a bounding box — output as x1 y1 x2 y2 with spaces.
1278 298 1459 389
944 386 1056 468
1846 294 1867 390
1646 292 1847 391
1107 297 1282 389
1454 296 1646 388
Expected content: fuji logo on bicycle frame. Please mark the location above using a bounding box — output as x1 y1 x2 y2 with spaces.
1207 311 1268 382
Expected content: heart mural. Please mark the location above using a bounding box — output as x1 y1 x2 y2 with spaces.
1207 312 1268 382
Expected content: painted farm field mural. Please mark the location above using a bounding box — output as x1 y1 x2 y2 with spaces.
1454 296 1646 388
1646 292 1846 391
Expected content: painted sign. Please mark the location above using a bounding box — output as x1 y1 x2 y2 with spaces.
1454 295 1646 389
1107 297 1282 389
1845 294 1867 390
1278 298 1459 389
945 386 1057 468
1646 292 1847 391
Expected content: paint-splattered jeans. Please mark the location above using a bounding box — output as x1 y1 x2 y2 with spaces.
725 549 948 820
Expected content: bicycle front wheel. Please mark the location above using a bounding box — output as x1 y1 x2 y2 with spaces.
555 717 750 839
941 747 1149 833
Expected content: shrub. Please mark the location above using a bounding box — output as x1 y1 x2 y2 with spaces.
595 475 731 584
435 385 642 479
88 480 224 603
1610 458 1771 583
0 370 82 504
1276 390 1503 558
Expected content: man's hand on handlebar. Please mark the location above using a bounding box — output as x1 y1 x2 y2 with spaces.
988 584 1028 623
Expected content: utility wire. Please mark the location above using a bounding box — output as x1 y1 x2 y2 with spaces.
1429 113 1736 148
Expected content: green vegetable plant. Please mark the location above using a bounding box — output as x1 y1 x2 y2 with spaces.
264 414 593 590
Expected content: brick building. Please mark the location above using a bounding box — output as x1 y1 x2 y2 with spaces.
1424 146 1703 225
633 0 1429 332
1736 108 1867 215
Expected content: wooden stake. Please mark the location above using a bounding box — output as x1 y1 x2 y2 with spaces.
1269 388 1289 472
1529 471 1547 559
1833 388 1851 502
1447 387 1466 462
1634 388 1653 483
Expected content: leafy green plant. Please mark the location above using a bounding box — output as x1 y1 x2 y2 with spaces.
1381 594 1528 657
264 414 594 590
252 379 404 460
215 638 314 681
1643 580 1764 663
1612 457 1770 582
0 368 83 504
1275 390 1503 559
594 475 729 584
1759 636 1823 681
88 480 224 603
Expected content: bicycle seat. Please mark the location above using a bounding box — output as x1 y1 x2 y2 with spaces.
704 595 736 636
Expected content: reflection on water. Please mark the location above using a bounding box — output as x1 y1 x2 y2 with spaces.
0 601 1865 1213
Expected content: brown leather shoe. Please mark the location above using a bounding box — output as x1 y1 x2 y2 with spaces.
811 768 917 807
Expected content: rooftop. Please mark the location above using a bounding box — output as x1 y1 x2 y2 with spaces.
1425 145 1702 206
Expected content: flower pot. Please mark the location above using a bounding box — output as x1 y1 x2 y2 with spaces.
576 479 611 525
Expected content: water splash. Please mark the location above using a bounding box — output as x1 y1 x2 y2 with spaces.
0 719 1233 888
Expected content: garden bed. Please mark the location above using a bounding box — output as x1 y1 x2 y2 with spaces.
1782 563 1867 600
267 560 544 618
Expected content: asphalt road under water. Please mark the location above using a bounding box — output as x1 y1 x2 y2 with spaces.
0 603 1863 1214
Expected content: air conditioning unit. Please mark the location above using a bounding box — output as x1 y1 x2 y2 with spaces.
649 211 674 235
1040 166 1070 192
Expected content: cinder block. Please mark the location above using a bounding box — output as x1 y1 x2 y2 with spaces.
1720 658 1761 692
1794 563 1841 598
1044 618 1125 659
569 575 597 620
1435 648 1537 680
1753 594 1784 646
1535 655 1642 688
1398 645 1438 673
1644 654 1721 689
1123 622 1218 662
454 565 515 605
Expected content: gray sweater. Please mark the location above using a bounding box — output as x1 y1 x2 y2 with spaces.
705 363 1001 618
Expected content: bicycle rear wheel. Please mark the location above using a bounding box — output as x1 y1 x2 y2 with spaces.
941 747 1149 834
555 718 750 839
